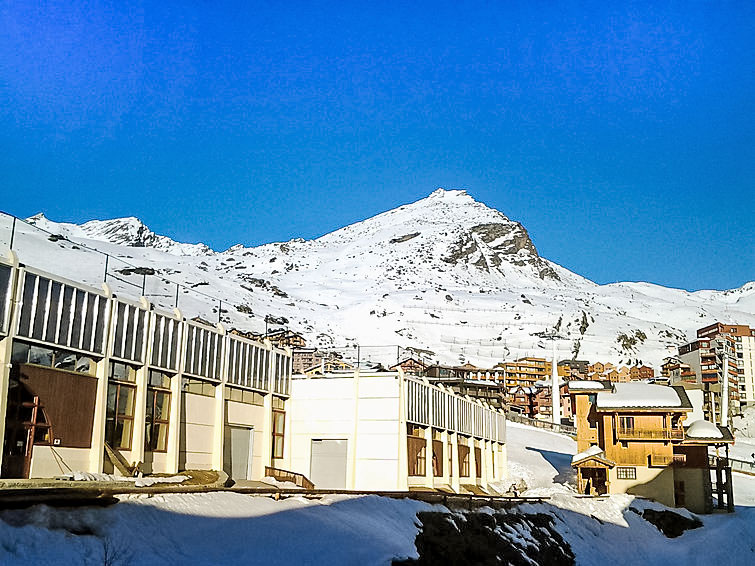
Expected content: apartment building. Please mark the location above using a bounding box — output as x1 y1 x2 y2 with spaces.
0 253 292 482
677 333 740 421
697 323 755 409
281 371 507 493
568 381 733 513
502 357 551 387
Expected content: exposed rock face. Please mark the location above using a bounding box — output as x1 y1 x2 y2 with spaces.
443 222 560 280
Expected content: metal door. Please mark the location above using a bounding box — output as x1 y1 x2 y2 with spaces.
310 439 347 489
223 426 253 481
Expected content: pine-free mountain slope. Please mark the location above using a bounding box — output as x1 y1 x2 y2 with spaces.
19 189 755 368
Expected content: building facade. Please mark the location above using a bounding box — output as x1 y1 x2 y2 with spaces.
281 371 507 493
0 253 292 482
677 334 740 421
568 381 733 513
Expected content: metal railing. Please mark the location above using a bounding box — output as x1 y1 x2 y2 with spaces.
709 455 755 476
505 411 576 436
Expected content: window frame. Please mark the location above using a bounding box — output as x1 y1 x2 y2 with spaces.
145 370 172 453
617 466 637 480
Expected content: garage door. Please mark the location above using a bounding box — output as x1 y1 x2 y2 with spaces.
310 439 348 489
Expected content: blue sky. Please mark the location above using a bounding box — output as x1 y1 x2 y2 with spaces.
0 1 753 291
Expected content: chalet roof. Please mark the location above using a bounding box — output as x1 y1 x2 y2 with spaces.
389 357 427 369
571 446 615 468
595 383 692 411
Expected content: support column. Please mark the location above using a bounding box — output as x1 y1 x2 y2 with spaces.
0 252 21 475
89 283 114 473
132 302 154 473
450 433 460 493
165 309 184 474
396 369 409 491
349 367 361 490
211 323 227 472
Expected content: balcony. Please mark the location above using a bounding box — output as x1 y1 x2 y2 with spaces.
616 427 684 440
649 454 673 467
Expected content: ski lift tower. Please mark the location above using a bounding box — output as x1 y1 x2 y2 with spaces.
540 330 567 425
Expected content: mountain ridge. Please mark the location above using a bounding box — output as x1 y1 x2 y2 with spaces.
15 189 755 368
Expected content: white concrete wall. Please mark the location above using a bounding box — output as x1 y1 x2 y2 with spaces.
225 399 267 479
180 392 216 470
286 374 402 490
29 446 90 478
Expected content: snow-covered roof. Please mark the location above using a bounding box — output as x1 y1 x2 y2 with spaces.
595 383 685 409
568 380 610 390
685 419 723 439
571 445 611 465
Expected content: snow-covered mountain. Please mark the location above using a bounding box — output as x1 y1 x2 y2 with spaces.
10 189 755 369
27 214 212 256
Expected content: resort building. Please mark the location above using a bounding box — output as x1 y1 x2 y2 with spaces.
676 333 740 421
0 253 292 482
280 370 508 493
569 380 734 513
696 323 755 409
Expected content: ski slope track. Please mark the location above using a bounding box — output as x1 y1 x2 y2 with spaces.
11 189 755 368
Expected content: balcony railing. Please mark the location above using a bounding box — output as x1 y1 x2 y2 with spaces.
649 454 673 467
616 427 684 440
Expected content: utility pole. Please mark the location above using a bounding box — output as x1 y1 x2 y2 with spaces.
551 340 560 425
540 328 565 426
721 351 729 427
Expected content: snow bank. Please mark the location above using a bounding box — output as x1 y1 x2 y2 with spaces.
0 493 432 566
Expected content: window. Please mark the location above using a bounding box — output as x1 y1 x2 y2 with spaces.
224 386 266 405
182 377 216 397
619 416 635 430
12 341 95 374
458 441 470 477
105 362 137 450
617 467 636 480
272 408 285 459
146 370 171 452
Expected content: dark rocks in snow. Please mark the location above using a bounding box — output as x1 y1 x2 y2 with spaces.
389 232 420 244
632 508 702 538
394 510 575 566
116 267 156 276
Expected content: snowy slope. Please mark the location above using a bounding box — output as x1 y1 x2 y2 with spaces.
1 423 754 565
5 189 754 369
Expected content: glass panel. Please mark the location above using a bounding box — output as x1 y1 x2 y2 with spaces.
107 384 118 417
29 345 53 366
154 391 170 420
76 356 94 374
155 423 168 451
111 361 129 381
118 385 136 416
274 412 285 431
273 436 284 459
11 342 29 364
54 350 76 371
118 419 133 449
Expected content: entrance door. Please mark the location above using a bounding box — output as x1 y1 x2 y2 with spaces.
223 426 253 481
310 439 347 489
2 379 50 479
